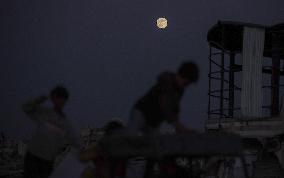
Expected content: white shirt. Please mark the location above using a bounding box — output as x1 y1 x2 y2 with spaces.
23 100 80 161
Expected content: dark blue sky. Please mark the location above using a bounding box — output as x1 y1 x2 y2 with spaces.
1 0 283 139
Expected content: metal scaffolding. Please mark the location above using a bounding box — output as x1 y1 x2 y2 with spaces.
207 21 284 120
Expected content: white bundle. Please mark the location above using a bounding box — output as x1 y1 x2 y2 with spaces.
49 148 93 178
241 26 265 118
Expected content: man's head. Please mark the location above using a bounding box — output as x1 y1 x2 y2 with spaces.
176 62 199 88
50 86 69 110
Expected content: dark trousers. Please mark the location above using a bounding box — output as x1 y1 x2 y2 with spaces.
24 152 54 178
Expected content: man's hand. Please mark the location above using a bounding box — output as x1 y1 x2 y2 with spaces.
23 95 48 114
174 121 199 134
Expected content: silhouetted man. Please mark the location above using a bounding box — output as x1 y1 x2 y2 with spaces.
126 62 199 178
128 61 199 135
23 86 80 178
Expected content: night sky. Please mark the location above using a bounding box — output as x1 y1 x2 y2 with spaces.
1 0 283 139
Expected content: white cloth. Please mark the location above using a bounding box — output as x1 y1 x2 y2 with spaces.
49 149 89 178
241 26 265 118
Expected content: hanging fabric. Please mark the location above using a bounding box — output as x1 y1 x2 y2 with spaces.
241 26 265 118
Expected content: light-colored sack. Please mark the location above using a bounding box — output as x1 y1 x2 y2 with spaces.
49 149 88 178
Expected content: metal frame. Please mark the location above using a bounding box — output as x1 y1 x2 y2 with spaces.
207 37 284 120
208 45 242 120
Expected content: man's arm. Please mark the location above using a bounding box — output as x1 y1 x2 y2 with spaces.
22 95 48 121
158 72 180 123
158 72 198 134
173 121 198 134
159 89 195 133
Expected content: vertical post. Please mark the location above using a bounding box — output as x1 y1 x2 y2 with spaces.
220 51 225 118
220 26 225 119
271 32 280 116
229 53 235 118
208 46 212 120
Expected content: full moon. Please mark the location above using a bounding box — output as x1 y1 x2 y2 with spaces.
157 18 168 29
